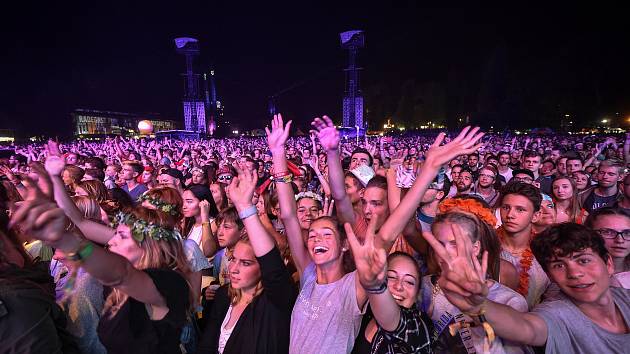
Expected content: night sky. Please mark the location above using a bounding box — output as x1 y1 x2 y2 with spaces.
1 2 628 138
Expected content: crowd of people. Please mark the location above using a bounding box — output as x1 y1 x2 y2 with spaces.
1 115 629 354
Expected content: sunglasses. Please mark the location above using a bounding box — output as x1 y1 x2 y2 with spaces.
218 175 233 181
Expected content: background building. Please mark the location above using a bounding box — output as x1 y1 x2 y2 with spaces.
175 37 207 134
72 109 178 138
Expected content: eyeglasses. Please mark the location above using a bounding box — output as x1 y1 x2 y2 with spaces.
513 176 533 183
595 228 630 241
218 175 233 181
479 173 496 179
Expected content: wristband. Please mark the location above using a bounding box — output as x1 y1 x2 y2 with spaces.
364 281 388 294
273 171 291 178
65 240 94 262
274 175 293 183
238 205 257 220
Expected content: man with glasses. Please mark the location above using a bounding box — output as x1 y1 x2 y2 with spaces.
474 165 499 207
511 169 536 185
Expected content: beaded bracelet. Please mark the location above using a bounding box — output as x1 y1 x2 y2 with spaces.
274 175 293 183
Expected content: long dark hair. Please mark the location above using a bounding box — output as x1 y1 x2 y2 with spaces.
183 184 220 236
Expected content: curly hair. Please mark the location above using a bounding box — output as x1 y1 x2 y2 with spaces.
531 223 609 272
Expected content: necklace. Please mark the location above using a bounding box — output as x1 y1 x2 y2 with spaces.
497 226 536 297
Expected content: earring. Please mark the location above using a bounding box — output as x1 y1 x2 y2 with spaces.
342 247 347 252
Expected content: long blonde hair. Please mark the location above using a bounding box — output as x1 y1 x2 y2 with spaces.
227 237 264 305
105 207 193 315
71 195 102 222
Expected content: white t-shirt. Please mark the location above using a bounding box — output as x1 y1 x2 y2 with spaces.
289 263 364 354
499 167 513 183
218 305 236 354
187 224 203 247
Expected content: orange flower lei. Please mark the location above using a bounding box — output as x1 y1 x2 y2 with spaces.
438 198 497 227
496 226 536 297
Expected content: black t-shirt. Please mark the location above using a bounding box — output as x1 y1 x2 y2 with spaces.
584 191 618 214
97 268 189 354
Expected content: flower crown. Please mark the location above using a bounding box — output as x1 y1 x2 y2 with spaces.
438 198 497 227
295 191 323 204
138 194 180 216
110 212 182 243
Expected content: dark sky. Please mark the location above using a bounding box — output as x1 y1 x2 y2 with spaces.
1 2 628 137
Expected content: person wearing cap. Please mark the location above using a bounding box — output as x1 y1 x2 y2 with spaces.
158 168 185 195
415 179 449 233
532 194 556 234
216 166 234 185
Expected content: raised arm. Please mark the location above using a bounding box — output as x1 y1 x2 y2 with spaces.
40 156 115 245
308 155 331 197
11 184 170 312
377 127 484 251
311 116 355 224
228 163 275 257
266 114 310 274
422 224 548 346
199 200 219 257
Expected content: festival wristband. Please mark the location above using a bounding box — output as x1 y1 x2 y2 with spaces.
364 281 388 294
238 205 257 220
65 240 95 262
273 171 291 178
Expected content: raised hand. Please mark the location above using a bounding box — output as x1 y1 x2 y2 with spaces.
199 200 211 223
311 116 340 152
0 165 17 182
228 162 259 210
389 150 405 170
344 219 387 289
365 136 378 157
9 176 68 248
422 224 488 313
46 139 62 157
318 196 335 217
423 126 484 170
265 114 292 153
45 155 66 176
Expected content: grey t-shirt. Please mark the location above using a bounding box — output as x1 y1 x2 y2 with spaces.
533 287 630 354
421 276 531 354
290 262 364 354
